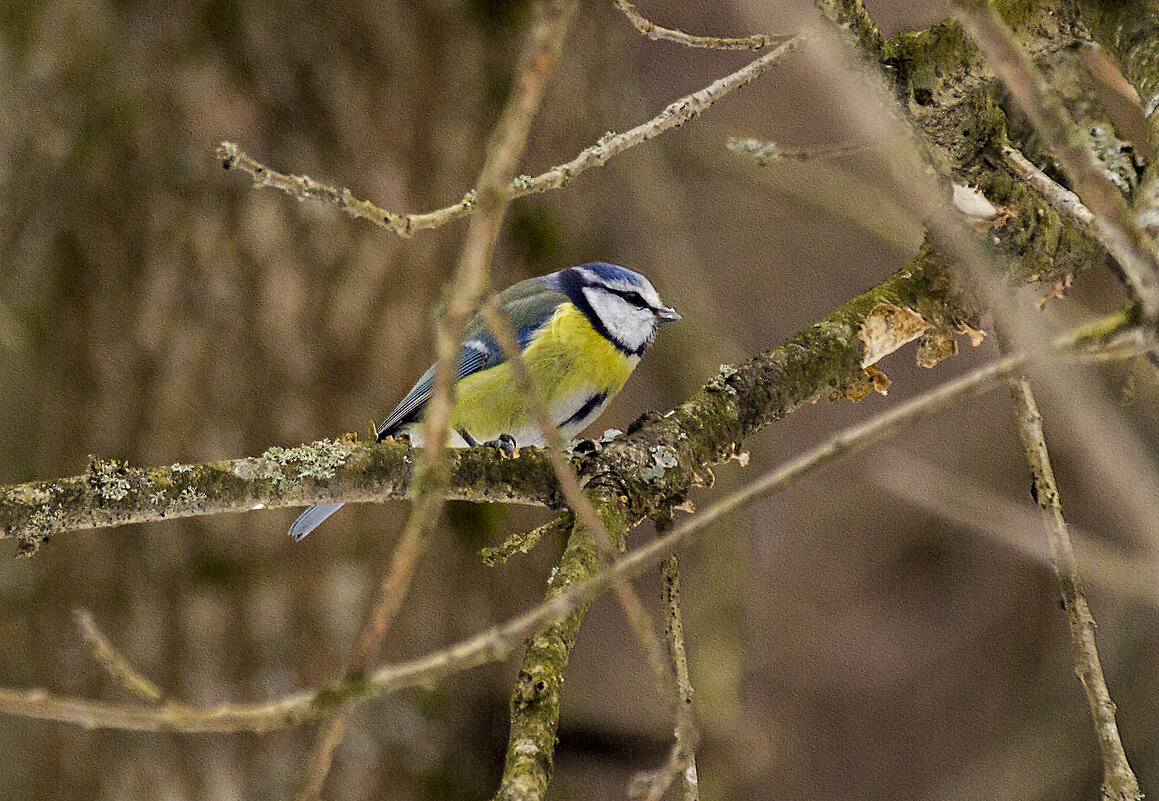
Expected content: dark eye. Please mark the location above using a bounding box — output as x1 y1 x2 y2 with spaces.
622 291 646 307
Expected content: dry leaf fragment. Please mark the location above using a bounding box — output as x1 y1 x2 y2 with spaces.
860 303 931 367
673 499 696 514
958 322 986 347
864 365 892 395
1037 273 1073 309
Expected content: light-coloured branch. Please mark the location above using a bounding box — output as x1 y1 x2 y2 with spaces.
0 313 1137 735
1000 145 1096 234
217 34 804 239
74 610 169 705
612 0 786 51
1004 364 1142 801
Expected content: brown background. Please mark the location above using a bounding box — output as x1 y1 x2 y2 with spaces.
1 0 1157 798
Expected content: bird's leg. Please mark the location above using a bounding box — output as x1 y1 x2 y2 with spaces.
481 433 519 459
456 428 481 447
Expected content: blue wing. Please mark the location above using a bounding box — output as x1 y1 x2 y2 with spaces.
375 277 568 440
375 342 496 438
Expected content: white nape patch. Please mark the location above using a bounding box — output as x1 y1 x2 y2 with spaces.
582 286 657 353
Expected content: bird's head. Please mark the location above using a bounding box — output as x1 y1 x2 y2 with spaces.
549 262 680 356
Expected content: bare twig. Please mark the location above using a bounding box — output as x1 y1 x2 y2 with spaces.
612 0 787 51
1000 145 1096 234
1002 358 1142 801
0 314 1138 735
662 556 701 801
293 3 580 798
74 610 170 706
954 0 1159 324
216 34 804 240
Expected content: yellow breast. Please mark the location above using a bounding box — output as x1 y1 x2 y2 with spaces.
446 302 638 443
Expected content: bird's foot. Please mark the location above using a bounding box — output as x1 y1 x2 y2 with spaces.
482 433 519 459
627 409 663 435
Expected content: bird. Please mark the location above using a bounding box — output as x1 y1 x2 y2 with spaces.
289 261 680 541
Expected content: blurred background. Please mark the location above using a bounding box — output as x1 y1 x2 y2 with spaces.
2 0 1158 798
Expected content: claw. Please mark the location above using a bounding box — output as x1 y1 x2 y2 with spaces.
627 409 663 435
482 433 519 459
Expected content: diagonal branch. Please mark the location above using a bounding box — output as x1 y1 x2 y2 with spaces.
1002 352 1142 801
954 0 1159 324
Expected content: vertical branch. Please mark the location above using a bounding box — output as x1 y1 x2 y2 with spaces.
1002 351 1142 801
660 555 700 801
293 3 578 798
492 501 628 801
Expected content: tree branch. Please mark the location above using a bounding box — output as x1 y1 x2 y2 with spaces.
216 34 805 238
1002 355 1142 801
612 0 786 51
954 0 1159 324
0 312 1135 735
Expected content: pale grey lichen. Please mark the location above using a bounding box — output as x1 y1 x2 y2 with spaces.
91 459 132 501
178 487 206 505
149 491 166 505
706 364 740 395
170 463 194 473
259 439 356 492
512 174 535 189
727 136 784 166
639 446 679 483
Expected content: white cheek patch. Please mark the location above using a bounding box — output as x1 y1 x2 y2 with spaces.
582 287 656 353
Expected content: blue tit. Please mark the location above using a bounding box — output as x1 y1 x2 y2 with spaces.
289 261 680 540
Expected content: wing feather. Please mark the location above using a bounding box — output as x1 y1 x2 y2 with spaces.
376 278 569 440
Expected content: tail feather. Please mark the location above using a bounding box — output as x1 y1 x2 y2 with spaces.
289 503 344 541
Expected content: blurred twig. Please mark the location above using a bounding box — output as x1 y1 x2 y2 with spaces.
1002 359 1142 801
292 2 580 799
954 0 1159 325
217 34 804 239
74 610 171 706
0 312 1140 735
612 0 787 51
479 297 672 800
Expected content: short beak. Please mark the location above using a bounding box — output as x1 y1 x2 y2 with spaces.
656 305 681 323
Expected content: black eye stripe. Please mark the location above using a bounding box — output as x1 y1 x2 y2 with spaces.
605 287 650 308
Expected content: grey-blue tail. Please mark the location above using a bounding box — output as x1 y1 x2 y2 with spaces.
289 503 344 541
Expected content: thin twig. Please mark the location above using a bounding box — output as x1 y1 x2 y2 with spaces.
661 555 700 801
74 610 170 706
216 34 804 240
479 297 672 698
0 315 1137 735
1001 348 1142 801
954 0 1159 324
482 513 572 566
479 296 672 801
612 0 787 51
1000 145 1096 234
293 3 579 798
